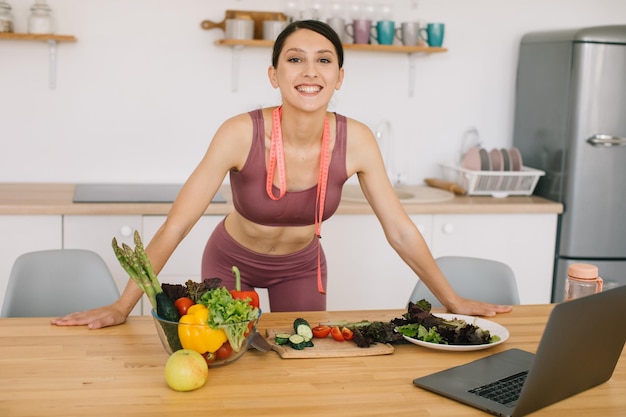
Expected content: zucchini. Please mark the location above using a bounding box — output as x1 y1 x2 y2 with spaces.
274 333 292 345
293 318 313 341
155 292 182 351
156 292 180 322
288 334 307 350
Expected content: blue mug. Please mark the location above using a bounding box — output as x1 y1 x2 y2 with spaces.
420 23 445 47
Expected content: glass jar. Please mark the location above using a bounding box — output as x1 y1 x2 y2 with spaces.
565 263 603 301
0 1 14 33
28 0 53 34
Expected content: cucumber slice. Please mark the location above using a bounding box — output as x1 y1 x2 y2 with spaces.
274 333 292 345
288 334 307 350
293 318 313 341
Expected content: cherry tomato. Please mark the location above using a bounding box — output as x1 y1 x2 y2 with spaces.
174 297 194 316
341 327 354 341
215 341 233 360
202 351 216 365
312 325 331 339
330 326 344 342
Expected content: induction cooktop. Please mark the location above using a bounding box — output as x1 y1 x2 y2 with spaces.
73 183 226 204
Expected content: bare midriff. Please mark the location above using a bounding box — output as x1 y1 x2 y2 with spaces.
224 211 316 255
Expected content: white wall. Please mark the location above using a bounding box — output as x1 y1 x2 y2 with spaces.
1 0 624 185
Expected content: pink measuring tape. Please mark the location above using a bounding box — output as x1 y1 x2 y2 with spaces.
266 106 331 294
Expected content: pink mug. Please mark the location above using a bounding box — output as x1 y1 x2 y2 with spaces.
345 19 372 44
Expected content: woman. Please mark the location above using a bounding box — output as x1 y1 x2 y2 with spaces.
52 20 511 329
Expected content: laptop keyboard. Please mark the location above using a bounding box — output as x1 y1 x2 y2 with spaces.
468 371 529 407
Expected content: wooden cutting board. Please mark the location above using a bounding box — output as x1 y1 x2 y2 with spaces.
265 328 395 358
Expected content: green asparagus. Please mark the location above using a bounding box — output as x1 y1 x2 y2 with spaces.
112 231 182 351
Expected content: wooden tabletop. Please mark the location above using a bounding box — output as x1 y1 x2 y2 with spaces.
1 305 623 417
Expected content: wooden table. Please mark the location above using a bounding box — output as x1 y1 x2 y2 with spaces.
0 305 624 416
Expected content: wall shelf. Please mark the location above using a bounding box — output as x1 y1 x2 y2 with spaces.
215 39 447 96
0 33 78 90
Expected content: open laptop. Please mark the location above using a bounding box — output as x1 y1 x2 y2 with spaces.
413 285 626 416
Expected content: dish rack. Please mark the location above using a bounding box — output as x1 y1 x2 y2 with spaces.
441 164 545 198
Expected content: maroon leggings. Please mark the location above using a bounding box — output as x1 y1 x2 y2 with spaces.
201 219 327 312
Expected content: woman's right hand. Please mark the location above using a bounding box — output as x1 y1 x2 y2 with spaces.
50 303 129 329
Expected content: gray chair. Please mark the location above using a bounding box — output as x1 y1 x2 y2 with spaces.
1 249 120 318
408 256 520 308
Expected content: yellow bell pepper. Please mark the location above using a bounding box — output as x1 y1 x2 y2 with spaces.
178 304 227 354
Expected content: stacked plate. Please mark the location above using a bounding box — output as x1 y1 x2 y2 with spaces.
461 146 523 172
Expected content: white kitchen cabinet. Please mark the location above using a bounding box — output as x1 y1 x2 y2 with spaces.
322 214 433 311
63 215 144 316
323 212 557 309
0 215 62 313
429 214 557 304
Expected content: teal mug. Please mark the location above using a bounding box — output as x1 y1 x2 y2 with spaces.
420 23 445 47
373 20 395 45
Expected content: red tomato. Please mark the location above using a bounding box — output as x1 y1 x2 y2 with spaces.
330 326 344 342
202 351 216 365
312 325 331 338
215 341 233 360
341 327 354 341
174 297 194 316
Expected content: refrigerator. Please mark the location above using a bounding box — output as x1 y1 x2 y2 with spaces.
512 25 626 302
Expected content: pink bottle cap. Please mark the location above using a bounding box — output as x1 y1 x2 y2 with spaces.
568 263 599 280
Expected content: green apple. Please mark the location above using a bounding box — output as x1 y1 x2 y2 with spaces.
164 349 209 391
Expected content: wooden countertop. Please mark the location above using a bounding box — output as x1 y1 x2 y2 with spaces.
0 183 563 215
0 305 623 416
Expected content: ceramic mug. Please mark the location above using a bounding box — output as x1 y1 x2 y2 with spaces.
420 23 445 47
396 21 420 46
373 20 395 45
345 19 372 44
327 17 349 43
225 18 254 40
263 20 287 41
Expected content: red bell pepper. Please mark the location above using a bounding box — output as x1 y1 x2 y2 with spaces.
230 266 260 309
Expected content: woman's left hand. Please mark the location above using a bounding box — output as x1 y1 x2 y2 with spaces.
445 298 513 317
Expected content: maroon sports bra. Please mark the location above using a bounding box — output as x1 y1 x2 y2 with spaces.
230 109 349 227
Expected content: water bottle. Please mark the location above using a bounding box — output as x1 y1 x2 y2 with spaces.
565 263 603 301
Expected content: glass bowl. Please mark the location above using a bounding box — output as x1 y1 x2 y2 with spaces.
151 309 259 367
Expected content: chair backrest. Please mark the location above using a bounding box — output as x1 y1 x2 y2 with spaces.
1 249 120 318
408 256 520 308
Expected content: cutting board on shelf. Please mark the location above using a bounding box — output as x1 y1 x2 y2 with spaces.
201 10 288 40
265 328 395 358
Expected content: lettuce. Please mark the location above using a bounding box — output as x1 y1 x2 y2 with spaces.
200 287 259 352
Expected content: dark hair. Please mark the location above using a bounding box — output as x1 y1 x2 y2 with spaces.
271 20 344 69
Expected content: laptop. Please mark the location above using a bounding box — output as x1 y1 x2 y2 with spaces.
412 285 626 416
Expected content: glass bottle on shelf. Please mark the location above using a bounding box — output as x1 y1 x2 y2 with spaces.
0 0 14 33
27 0 53 34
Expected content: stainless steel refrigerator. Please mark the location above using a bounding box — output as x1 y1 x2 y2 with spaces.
512 25 626 302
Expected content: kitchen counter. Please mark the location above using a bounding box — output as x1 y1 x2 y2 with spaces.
0 183 563 215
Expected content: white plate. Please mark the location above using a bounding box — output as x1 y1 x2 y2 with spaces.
402 313 509 352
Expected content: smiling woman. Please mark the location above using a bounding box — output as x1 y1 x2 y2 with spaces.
51 20 512 331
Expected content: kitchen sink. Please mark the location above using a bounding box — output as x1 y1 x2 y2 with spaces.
73 184 226 204
341 184 454 204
